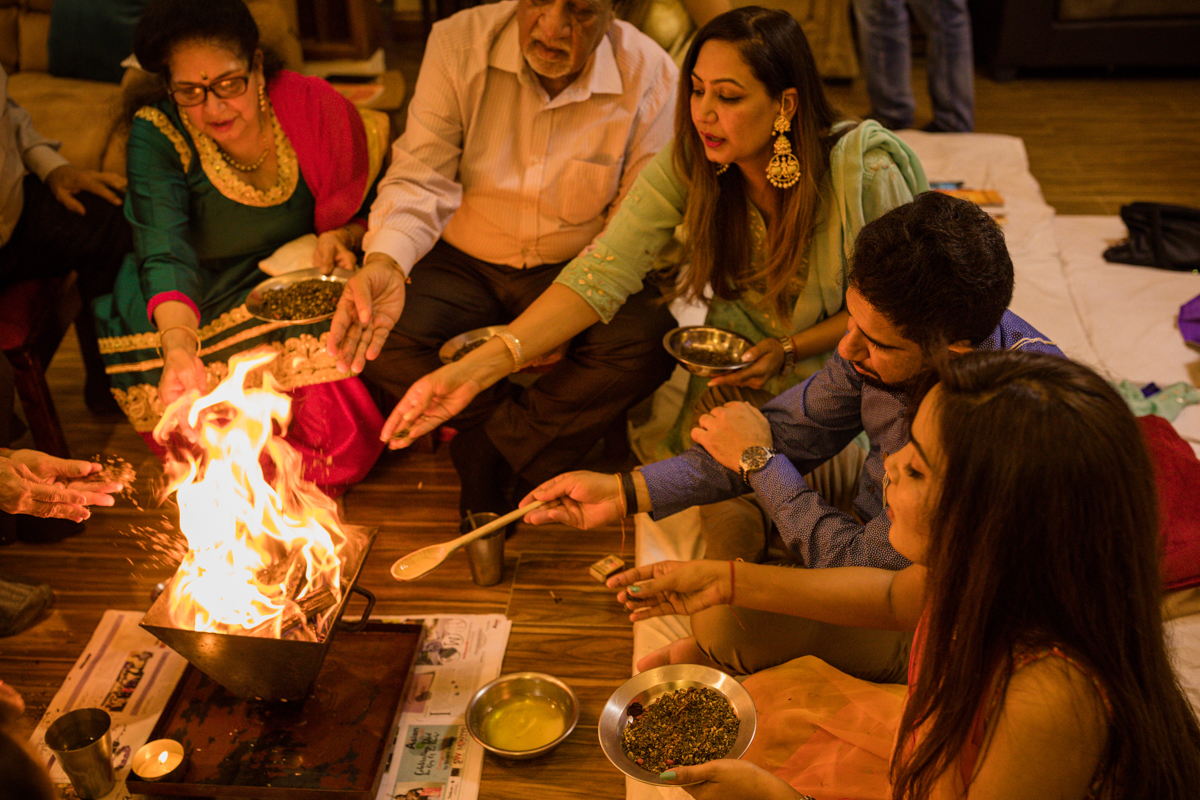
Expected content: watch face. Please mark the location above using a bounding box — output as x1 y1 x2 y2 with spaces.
741 446 774 472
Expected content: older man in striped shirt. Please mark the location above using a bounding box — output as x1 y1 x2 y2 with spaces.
329 0 679 517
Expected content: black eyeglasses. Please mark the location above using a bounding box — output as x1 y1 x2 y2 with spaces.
170 76 250 107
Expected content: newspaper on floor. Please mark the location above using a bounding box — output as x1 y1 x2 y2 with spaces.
375 614 510 800
29 609 189 800
28 609 511 800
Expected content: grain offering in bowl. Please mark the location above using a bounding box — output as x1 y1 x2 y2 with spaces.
258 278 344 321
621 686 739 773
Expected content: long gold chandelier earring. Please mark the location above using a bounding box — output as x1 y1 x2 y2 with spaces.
766 112 801 189
258 83 269 113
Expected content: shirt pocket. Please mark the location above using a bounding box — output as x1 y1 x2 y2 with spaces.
553 158 623 226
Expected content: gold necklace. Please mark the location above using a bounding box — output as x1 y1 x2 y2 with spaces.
217 143 268 172
216 118 270 172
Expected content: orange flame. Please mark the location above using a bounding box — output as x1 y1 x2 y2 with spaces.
154 350 347 639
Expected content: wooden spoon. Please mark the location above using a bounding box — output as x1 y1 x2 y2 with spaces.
390 500 547 582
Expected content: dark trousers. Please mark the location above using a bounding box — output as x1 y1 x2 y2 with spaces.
362 240 677 485
0 175 132 400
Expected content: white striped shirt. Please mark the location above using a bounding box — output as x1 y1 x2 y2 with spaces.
363 0 677 272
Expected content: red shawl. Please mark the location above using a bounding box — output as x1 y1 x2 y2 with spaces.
268 70 370 233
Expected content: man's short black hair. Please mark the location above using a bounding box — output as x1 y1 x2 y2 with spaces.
848 191 1015 352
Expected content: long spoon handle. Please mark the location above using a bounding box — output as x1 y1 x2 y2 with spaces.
449 500 547 552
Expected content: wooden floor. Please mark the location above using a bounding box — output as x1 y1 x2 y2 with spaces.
1 46 1199 800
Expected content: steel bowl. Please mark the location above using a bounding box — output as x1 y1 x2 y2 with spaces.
598 664 757 785
465 672 579 760
439 325 507 365
245 268 352 324
663 326 753 377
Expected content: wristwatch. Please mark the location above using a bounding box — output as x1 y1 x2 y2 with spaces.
738 445 779 484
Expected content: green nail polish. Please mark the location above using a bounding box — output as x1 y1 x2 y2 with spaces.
660 770 676 780
629 585 641 593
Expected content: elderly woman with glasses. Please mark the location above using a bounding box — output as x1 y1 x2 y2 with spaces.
93 0 390 495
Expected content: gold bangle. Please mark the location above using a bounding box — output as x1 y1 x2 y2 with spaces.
495 329 524 372
157 324 201 356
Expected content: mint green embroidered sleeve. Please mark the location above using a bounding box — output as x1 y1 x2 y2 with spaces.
554 143 687 323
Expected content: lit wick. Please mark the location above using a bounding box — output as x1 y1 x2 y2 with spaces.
131 739 186 781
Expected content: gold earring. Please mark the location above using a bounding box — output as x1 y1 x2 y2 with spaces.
766 112 801 189
715 163 729 175
258 83 268 113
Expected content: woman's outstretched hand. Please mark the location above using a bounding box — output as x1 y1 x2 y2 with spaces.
662 759 809 800
707 337 785 389
518 471 624 529
607 560 730 621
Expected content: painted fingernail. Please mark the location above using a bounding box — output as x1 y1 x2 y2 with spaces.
629 585 641 594
660 771 676 780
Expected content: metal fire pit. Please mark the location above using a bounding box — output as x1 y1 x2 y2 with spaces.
141 525 378 703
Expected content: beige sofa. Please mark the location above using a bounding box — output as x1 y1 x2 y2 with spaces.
0 0 305 177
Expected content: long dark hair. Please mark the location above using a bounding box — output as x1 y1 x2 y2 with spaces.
121 0 283 125
667 6 842 319
893 351 1200 798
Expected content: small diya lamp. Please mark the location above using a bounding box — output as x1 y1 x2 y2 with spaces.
131 739 186 782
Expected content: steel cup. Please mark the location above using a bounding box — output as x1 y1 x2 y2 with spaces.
44 707 115 799
460 513 506 586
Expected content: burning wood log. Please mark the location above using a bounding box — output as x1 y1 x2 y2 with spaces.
245 586 337 639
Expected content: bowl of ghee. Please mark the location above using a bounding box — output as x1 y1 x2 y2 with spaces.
465 672 579 759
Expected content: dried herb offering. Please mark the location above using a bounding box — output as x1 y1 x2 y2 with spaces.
621 687 738 773
259 279 344 320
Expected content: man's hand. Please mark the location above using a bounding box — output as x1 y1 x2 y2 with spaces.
662 759 807 800
517 471 624 529
707 337 784 389
690 401 773 472
313 226 361 275
607 560 730 621
45 165 125 215
0 450 123 520
327 253 407 374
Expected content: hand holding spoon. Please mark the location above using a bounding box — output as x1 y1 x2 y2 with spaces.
390 500 547 581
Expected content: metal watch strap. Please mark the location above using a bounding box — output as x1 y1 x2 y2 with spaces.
777 335 796 373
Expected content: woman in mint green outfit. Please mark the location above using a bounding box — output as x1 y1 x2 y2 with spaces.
374 7 927 461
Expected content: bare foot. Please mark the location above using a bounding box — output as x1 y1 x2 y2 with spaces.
636 636 722 672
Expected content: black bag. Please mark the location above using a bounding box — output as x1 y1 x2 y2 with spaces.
1103 202 1200 272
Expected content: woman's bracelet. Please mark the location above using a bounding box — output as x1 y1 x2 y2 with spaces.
158 324 201 355
777 335 796 373
620 471 639 516
495 330 525 372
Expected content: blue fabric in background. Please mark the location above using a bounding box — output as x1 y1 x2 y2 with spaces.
48 0 149 84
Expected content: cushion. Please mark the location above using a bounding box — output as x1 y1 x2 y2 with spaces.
1140 414 1200 592
0 6 17 75
6 71 123 171
47 0 147 84
17 7 49 72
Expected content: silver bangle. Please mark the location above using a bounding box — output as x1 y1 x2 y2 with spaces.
777 335 796 373
495 329 525 372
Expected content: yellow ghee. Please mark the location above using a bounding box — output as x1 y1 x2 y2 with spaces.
481 695 565 751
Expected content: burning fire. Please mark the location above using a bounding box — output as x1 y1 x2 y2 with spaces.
153 350 349 640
